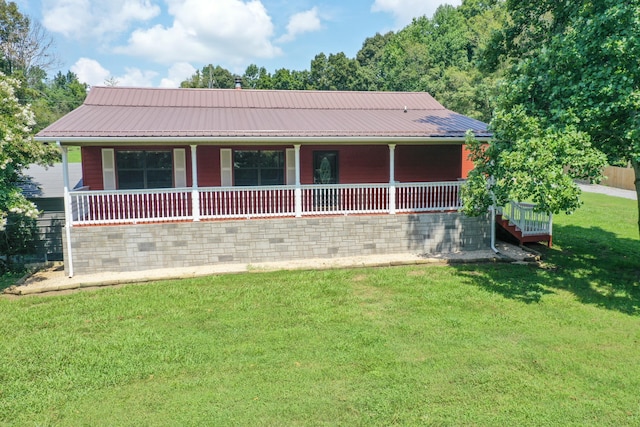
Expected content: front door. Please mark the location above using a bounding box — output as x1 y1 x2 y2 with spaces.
313 151 339 210
313 151 338 184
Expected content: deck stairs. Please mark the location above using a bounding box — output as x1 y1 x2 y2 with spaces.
496 202 553 247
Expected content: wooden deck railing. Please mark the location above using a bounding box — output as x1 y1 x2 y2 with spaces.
497 201 553 237
67 181 464 226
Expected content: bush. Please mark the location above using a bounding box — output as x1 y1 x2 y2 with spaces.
0 211 39 272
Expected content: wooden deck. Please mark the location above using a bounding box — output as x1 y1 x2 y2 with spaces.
496 213 552 247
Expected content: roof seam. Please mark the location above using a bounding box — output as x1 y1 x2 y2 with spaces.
82 105 448 111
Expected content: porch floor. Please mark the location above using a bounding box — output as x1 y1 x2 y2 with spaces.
6 242 539 296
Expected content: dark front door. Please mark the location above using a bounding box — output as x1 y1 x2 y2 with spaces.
313 151 339 210
313 151 338 184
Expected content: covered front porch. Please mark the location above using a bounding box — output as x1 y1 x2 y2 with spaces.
60 142 469 225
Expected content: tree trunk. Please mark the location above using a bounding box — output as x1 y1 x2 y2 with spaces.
632 159 640 237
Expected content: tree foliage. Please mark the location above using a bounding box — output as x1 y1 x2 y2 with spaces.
0 0 56 86
463 0 640 233
30 71 88 132
0 73 58 267
181 64 235 88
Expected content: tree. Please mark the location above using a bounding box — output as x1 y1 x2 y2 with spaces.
271 68 309 90
242 64 273 89
0 73 58 269
356 31 393 90
180 64 235 89
30 71 88 132
0 1 56 80
309 52 366 91
463 0 640 234
353 2 503 121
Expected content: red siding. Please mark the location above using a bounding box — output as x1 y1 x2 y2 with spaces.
197 146 220 187
81 147 103 190
461 144 474 179
395 145 462 182
81 146 193 190
81 144 464 189
300 145 389 184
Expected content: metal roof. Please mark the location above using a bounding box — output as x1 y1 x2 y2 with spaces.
20 163 83 198
36 87 491 141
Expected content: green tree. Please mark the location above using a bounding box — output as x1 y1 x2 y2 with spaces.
271 68 309 90
0 73 58 269
242 64 273 89
355 2 502 121
356 31 393 90
0 1 55 83
464 0 640 233
30 71 87 132
181 64 235 88
309 52 366 91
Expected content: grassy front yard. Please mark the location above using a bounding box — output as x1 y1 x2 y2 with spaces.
1 193 638 426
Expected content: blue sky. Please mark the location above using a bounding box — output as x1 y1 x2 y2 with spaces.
16 0 461 87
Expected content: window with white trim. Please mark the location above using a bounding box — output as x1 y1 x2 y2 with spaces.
116 150 173 189
233 150 285 186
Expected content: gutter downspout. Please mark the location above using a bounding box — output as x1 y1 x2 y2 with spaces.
58 142 74 277
489 176 499 254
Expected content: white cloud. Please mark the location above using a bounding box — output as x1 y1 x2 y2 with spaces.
116 68 158 87
159 62 197 88
114 0 282 66
70 57 110 86
70 58 160 87
42 0 160 39
277 7 322 43
371 0 462 27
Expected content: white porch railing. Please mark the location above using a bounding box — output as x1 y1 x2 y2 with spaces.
68 181 464 226
396 181 462 213
301 184 390 215
498 201 553 236
200 186 295 219
70 188 192 225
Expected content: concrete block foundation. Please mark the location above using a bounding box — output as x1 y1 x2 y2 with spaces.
63 213 490 275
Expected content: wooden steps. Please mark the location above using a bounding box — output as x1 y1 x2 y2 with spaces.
496 214 552 247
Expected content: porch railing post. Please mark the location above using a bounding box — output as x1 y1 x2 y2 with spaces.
59 142 74 277
388 144 396 214
191 144 200 221
294 144 302 217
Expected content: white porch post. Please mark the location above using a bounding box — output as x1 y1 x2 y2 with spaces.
389 144 396 214
191 145 200 221
294 144 302 217
59 143 74 277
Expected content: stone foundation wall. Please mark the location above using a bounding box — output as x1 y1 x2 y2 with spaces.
63 213 490 275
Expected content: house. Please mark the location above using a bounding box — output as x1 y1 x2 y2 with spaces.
36 86 495 277
18 163 83 261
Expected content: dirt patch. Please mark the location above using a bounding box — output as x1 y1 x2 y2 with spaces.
351 273 369 282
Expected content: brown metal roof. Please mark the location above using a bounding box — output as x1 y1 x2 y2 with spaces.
36 87 490 140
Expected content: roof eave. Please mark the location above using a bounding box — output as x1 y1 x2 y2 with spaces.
35 135 492 146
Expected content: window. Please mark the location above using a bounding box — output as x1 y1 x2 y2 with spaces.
116 151 173 189
234 150 285 186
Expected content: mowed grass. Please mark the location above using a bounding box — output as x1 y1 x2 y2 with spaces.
66 146 81 163
1 193 639 426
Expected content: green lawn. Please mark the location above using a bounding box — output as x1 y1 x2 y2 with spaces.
66 146 81 163
1 193 638 426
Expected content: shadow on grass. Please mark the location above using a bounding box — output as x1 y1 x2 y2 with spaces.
454 224 640 316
